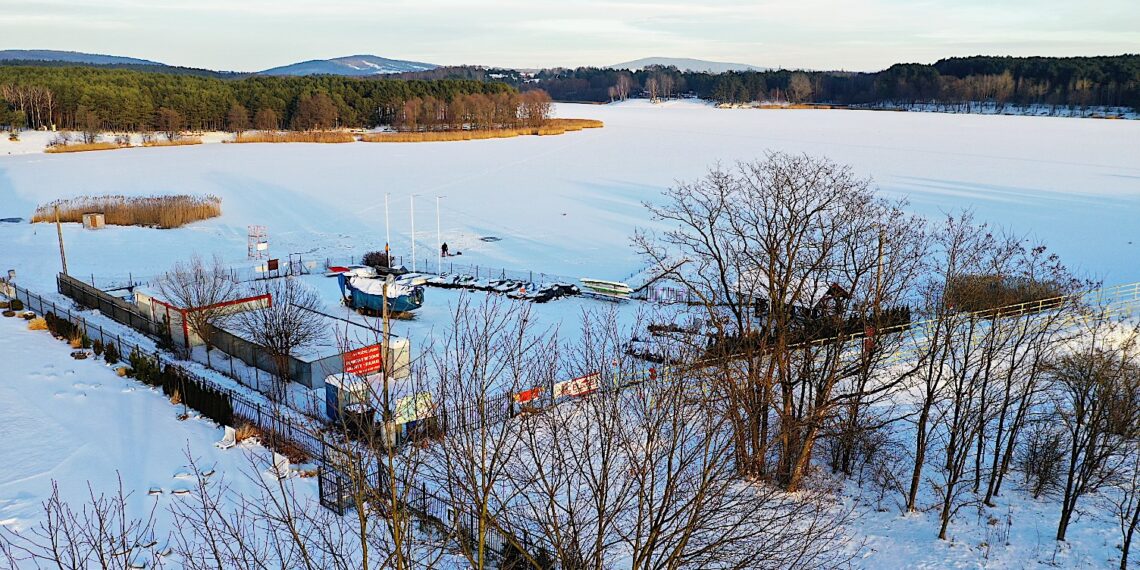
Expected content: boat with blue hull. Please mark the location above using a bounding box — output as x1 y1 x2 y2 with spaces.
338 273 425 314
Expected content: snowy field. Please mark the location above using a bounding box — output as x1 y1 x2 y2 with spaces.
1 101 1139 568
0 313 316 565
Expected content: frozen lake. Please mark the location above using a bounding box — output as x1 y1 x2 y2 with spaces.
2 99 1138 291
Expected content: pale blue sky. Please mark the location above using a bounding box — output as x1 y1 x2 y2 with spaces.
3 0 1137 71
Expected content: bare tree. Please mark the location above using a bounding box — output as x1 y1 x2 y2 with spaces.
615 73 632 101
501 307 641 568
787 73 813 103
635 152 927 491
156 254 242 367
1 476 161 569
424 295 555 569
1051 319 1140 541
905 212 990 513
254 107 279 131
1108 441 1140 570
660 74 675 100
227 103 250 133
233 277 327 400
156 106 184 141
618 348 854 569
77 105 102 144
644 77 660 101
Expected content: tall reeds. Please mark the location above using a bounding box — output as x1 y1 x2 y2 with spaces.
233 131 355 144
361 118 604 143
31 195 222 229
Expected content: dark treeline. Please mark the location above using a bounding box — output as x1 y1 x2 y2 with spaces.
503 55 1140 109
3 54 1135 132
0 65 513 131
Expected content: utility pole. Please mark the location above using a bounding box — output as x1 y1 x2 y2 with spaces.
384 193 391 265
874 225 885 318
54 205 68 276
381 274 393 447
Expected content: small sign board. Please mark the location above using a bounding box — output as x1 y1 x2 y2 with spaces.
554 372 600 399
396 393 435 424
344 344 383 376
514 386 544 405
267 258 279 271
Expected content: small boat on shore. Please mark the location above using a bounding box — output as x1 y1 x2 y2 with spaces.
579 278 633 297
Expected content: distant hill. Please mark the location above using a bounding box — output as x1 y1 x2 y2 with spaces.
0 49 161 66
259 55 437 76
608 57 765 73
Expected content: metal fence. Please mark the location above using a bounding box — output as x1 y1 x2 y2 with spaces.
56 274 163 336
6 280 326 460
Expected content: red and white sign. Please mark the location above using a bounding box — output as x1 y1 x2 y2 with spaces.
514 386 544 405
554 372 600 399
344 344 383 376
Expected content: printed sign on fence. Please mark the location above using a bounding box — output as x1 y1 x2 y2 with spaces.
343 344 383 376
554 372 600 399
514 386 544 405
396 393 435 424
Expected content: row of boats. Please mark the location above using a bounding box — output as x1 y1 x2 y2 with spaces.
329 264 635 315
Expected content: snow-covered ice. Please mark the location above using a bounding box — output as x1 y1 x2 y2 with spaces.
1 100 1137 291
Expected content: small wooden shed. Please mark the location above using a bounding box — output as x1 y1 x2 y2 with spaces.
82 213 106 229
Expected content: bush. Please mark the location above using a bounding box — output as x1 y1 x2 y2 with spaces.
2 310 14 318
103 341 120 365
1019 421 1066 499
945 274 1066 316
44 312 79 342
9 299 23 311
361 250 391 268
92 340 104 356
27 317 47 330
235 423 260 442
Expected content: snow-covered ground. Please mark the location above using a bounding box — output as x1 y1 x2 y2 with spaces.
0 312 316 561
2 100 1139 568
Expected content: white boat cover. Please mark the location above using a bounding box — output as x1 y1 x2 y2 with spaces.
350 276 416 298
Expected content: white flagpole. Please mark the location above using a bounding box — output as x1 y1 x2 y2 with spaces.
410 195 416 272
436 196 442 275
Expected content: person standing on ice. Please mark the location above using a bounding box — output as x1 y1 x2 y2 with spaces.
441 242 449 257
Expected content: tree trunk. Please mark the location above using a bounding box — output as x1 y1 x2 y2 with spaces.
907 404 931 512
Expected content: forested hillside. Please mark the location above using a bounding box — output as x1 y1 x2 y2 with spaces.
0 66 512 131
523 55 1140 109
2 55 1136 133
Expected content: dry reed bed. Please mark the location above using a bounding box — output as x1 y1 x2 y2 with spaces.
31 194 222 229
142 138 203 147
44 142 124 154
361 118 604 143
233 131 356 144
